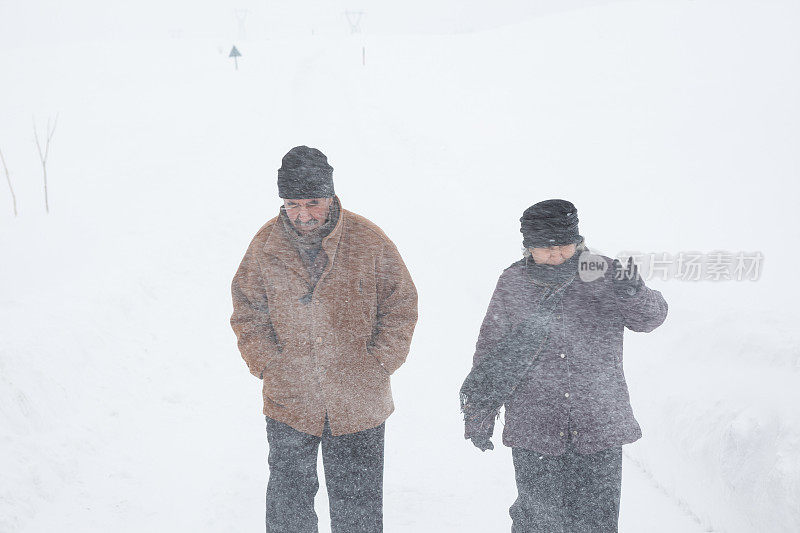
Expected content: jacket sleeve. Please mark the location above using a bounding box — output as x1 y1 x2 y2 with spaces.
230 240 281 379
368 240 418 375
464 274 512 439
619 283 668 333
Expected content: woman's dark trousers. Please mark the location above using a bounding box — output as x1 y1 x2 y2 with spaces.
510 439 622 533
264 415 385 533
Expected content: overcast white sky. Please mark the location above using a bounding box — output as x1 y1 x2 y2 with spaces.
0 0 619 47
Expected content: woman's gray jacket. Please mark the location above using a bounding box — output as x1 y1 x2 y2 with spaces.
465 255 668 455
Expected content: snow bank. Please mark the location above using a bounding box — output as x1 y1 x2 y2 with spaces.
625 282 800 532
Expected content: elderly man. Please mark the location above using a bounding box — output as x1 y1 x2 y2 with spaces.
231 146 418 533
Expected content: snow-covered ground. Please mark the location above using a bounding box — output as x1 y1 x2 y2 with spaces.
2 1 799 531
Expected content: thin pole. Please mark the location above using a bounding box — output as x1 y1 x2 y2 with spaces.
0 148 17 216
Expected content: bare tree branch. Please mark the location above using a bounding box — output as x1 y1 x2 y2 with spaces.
33 114 58 214
0 147 17 217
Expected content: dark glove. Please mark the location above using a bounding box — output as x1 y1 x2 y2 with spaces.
470 436 494 452
612 257 643 296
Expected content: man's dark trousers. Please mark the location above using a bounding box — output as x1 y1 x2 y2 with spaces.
265 415 385 533
509 437 623 533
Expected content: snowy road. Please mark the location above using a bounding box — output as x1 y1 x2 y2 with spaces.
2 1 799 531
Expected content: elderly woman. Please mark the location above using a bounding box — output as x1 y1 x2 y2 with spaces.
460 199 668 533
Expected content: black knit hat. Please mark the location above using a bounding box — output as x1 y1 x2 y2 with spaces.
277 146 335 199
520 199 582 248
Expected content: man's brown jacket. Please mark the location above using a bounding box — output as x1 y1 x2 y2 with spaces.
231 197 418 436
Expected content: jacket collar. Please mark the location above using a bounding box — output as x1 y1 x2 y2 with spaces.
263 195 345 285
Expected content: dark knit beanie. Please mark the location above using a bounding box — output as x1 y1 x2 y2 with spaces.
520 199 582 248
277 146 335 199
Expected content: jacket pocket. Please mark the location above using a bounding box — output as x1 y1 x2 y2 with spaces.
262 356 302 404
357 337 390 378
369 350 391 376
